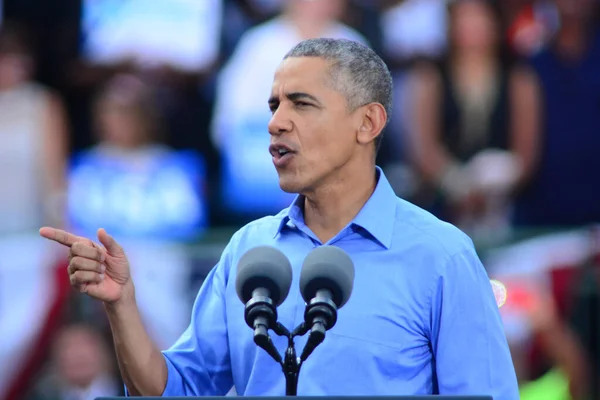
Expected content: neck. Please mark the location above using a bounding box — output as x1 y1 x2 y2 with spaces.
302 161 377 243
452 51 497 71
286 14 331 40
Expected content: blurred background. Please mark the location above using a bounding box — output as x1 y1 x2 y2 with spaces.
0 0 599 399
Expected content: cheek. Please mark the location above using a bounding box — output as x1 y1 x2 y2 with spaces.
306 129 352 169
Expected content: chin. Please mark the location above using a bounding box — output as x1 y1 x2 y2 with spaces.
278 176 305 194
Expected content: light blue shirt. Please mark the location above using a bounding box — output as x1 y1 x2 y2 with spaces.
136 167 519 397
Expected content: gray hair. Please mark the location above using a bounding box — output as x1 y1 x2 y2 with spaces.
283 38 393 152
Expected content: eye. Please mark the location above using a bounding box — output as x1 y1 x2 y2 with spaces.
295 101 312 108
269 104 279 114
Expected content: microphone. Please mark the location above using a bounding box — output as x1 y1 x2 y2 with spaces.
298 245 355 361
236 246 293 363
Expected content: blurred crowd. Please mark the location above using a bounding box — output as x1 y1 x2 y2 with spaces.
0 0 599 399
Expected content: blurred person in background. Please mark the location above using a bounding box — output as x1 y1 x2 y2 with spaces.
513 0 600 227
87 74 169 165
498 279 589 400
211 0 367 220
377 0 450 200
408 0 540 243
0 21 71 400
0 21 69 233
66 74 202 350
26 323 119 400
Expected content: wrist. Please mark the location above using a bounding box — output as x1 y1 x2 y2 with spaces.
104 283 137 314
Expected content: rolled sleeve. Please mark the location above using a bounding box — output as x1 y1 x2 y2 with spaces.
430 249 520 399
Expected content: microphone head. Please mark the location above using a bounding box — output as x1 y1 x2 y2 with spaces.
300 246 355 309
235 246 293 307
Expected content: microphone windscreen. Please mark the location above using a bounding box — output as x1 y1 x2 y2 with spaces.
300 246 355 309
236 246 293 307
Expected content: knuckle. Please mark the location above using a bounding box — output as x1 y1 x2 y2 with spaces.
90 260 101 272
93 249 103 262
72 270 94 284
71 242 83 253
70 256 83 268
68 258 77 272
71 256 97 271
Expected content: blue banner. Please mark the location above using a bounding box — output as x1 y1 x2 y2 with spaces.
67 148 208 241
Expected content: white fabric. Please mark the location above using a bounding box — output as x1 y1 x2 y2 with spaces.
0 234 61 399
120 239 192 350
381 0 448 61
81 0 223 71
0 83 49 234
485 228 597 281
60 374 119 400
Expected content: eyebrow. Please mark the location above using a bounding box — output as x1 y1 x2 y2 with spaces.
268 92 322 107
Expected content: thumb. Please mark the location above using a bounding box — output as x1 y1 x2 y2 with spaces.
97 228 123 255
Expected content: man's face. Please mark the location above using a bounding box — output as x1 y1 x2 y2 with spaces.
268 56 360 194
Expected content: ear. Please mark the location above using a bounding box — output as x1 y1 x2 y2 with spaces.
356 103 387 147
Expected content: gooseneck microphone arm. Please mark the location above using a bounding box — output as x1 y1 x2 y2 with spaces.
299 288 337 362
261 321 304 396
244 287 283 364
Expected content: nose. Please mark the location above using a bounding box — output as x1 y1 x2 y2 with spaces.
268 107 293 136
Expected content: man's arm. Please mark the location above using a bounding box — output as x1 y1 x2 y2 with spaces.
105 289 168 396
429 249 520 399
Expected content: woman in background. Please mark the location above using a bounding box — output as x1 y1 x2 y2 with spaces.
0 22 69 233
408 0 539 242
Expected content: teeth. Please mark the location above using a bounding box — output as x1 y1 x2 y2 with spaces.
278 149 288 155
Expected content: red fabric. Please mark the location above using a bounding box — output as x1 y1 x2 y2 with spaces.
5 262 71 400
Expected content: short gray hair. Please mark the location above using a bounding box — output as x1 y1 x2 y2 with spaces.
283 38 393 152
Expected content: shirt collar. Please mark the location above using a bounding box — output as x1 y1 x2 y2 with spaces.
274 166 398 249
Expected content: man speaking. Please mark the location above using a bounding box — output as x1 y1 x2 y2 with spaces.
40 38 519 398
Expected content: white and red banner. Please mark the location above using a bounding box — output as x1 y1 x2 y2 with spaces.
0 234 71 400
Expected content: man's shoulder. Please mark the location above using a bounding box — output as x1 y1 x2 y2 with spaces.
226 209 289 249
394 197 475 259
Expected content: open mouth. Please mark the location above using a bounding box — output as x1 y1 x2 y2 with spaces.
276 148 291 157
270 144 295 167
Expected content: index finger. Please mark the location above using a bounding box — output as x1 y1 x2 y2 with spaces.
39 227 86 247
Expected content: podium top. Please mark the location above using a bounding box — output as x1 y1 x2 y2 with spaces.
96 397 493 399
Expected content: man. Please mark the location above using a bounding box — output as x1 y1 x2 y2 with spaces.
40 38 519 397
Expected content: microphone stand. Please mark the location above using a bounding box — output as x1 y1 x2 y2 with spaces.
273 322 309 396
244 296 337 396
253 320 326 396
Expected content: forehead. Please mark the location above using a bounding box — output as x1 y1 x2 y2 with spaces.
271 57 332 93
